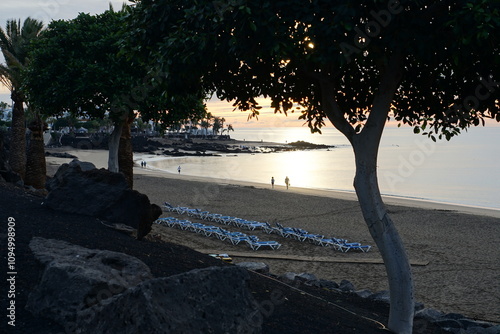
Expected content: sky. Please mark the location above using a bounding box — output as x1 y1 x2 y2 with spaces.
0 2 497 129
0 0 304 128
0 1 128 107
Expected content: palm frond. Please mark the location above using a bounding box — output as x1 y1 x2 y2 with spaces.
0 64 14 91
0 17 44 92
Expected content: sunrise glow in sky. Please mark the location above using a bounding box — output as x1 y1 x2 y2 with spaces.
1 1 498 128
0 0 305 127
205 97 307 128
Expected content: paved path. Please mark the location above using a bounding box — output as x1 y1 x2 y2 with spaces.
196 250 429 266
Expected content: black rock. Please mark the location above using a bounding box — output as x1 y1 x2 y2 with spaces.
26 238 153 325
45 151 78 159
101 191 162 239
0 132 23 185
44 160 161 239
296 272 318 283
236 262 270 274
318 279 339 290
415 308 444 321
278 272 298 284
339 279 355 292
76 266 261 334
368 290 390 303
355 289 373 298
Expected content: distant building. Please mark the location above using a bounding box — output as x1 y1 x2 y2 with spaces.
75 127 89 134
0 106 12 122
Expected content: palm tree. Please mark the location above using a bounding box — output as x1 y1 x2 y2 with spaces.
119 113 135 188
0 18 44 181
24 108 47 189
212 116 223 136
200 113 213 138
221 124 234 137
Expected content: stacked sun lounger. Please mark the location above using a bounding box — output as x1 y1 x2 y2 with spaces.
154 217 281 251
273 222 371 252
161 203 370 252
163 203 270 231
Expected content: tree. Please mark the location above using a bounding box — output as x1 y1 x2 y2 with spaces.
220 117 227 135
212 116 225 136
24 10 136 180
24 7 207 187
129 1 499 332
198 112 213 138
0 101 8 117
51 114 78 131
0 18 44 180
134 118 150 133
222 124 234 136
24 107 47 189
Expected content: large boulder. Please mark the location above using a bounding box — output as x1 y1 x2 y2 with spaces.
236 261 270 274
26 238 153 325
45 159 124 207
100 189 163 239
75 266 262 334
45 160 161 239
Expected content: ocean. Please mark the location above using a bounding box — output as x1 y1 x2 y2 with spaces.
149 125 500 210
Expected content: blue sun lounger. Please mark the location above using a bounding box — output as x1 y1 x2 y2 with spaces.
162 202 176 212
262 222 281 234
246 236 281 250
340 243 371 252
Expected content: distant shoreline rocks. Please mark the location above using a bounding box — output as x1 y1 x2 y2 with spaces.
49 134 335 157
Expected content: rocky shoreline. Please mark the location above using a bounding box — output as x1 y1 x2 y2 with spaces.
135 136 334 157
52 134 334 157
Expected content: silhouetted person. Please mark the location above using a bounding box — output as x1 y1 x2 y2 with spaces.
285 176 290 189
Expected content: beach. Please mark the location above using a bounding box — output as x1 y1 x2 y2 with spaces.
45 148 500 323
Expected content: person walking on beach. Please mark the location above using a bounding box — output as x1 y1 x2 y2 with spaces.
143 161 147 168
285 176 290 189
141 161 144 168
271 177 275 188
178 166 181 174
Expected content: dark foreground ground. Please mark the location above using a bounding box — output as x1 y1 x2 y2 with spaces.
0 183 445 334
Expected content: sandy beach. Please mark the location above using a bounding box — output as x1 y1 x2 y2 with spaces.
45 148 500 323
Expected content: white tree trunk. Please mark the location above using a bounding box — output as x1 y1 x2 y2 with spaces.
319 50 410 332
108 122 122 173
352 139 414 334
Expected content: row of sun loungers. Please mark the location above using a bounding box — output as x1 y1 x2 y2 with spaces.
162 203 371 253
271 223 371 252
155 217 282 251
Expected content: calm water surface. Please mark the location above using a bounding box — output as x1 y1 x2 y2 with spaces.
150 126 500 210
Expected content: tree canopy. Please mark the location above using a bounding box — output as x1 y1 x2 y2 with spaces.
128 1 499 332
24 10 135 123
23 7 209 180
128 0 499 139
0 18 44 93
0 17 45 181
24 8 207 128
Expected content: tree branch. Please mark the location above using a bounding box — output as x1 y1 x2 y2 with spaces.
319 81 355 142
361 50 404 142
